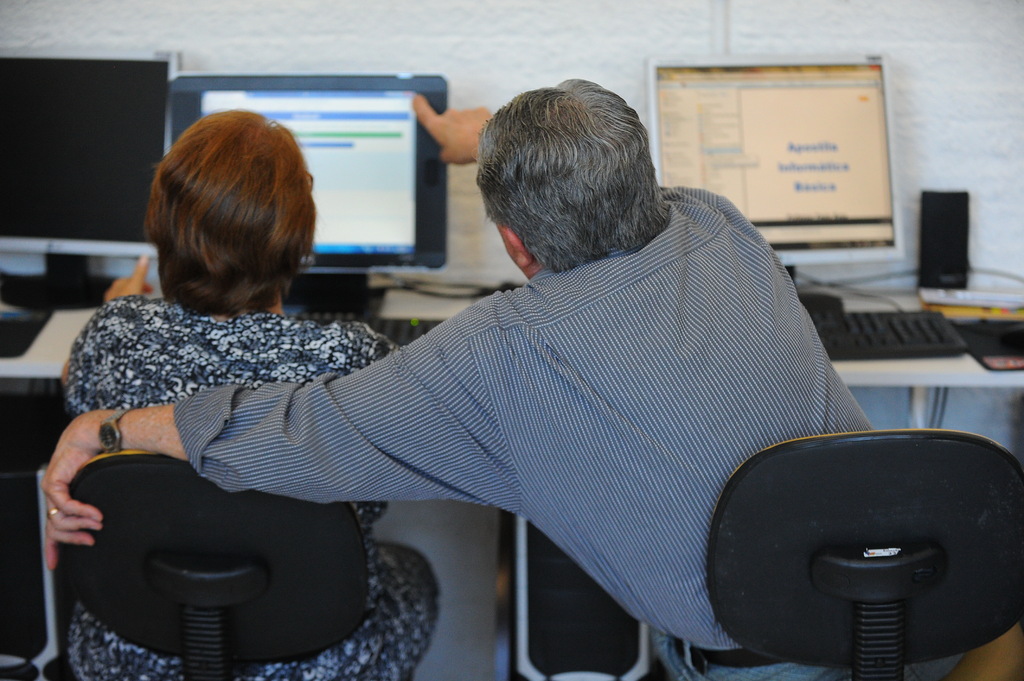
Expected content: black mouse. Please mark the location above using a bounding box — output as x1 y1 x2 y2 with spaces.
999 324 1024 350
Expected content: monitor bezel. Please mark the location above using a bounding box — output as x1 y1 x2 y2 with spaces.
168 72 448 274
646 53 904 267
0 49 176 260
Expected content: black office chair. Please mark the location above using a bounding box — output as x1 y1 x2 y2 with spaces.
707 429 1024 681
62 451 370 681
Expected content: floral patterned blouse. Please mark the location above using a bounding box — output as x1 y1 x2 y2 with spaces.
64 295 395 415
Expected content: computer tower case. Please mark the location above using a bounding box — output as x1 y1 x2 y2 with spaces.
512 516 653 681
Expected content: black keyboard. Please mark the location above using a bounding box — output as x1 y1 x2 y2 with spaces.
810 310 968 361
0 310 51 358
294 311 441 346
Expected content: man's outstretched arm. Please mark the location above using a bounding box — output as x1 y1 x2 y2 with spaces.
41 405 183 569
412 94 490 165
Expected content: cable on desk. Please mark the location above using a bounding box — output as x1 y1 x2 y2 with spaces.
798 267 1024 298
794 271 918 313
795 269 918 289
969 268 1024 288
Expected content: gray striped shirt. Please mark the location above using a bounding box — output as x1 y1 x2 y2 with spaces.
177 186 870 648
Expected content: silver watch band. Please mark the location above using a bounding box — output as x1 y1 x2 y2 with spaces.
100 408 131 453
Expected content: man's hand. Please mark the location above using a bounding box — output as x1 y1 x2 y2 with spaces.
412 95 491 165
41 410 111 570
103 254 153 302
43 404 186 568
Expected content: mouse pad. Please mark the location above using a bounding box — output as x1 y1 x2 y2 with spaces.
954 321 1024 371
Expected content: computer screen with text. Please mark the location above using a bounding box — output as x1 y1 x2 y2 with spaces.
649 55 902 266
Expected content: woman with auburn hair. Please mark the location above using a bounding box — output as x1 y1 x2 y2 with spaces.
60 110 438 681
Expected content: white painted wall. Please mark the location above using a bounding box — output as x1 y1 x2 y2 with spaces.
5 0 1020 288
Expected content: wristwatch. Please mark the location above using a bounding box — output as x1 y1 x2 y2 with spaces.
99 408 130 453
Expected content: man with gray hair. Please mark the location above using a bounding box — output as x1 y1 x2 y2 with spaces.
46 81 997 680
476 79 668 273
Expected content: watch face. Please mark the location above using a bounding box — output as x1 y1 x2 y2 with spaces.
99 421 119 452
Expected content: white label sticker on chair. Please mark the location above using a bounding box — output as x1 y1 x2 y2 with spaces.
864 547 902 558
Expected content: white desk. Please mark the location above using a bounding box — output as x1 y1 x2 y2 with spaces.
833 355 1024 428
4 294 1024 410
0 308 94 379
835 354 1024 389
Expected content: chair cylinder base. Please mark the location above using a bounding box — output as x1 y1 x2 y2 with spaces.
853 601 905 681
180 605 231 681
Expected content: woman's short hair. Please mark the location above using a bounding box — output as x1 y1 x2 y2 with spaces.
145 110 315 316
476 79 668 272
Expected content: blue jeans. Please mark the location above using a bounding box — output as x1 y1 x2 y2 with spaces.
653 631 961 681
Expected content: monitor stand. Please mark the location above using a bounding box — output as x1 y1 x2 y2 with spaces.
283 272 376 316
0 254 112 310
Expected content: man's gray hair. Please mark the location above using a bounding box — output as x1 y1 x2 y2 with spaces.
476 79 669 272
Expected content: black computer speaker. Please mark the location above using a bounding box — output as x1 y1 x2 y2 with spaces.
918 191 970 289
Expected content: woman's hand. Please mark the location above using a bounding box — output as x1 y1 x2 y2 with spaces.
103 255 153 301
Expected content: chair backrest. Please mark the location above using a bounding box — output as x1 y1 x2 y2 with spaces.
63 452 368 664
707 429 1024 671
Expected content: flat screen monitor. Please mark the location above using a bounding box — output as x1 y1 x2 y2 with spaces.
0 51 175 308
647 54 902 267
169 73 447 313
168 74 447 308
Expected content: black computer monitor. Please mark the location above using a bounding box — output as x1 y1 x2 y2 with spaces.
0 51 175 309
168 73 448 313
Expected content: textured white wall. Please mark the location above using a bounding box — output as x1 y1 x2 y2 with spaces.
3 0 1021 287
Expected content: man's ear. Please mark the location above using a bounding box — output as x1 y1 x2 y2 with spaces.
497 225 543 279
